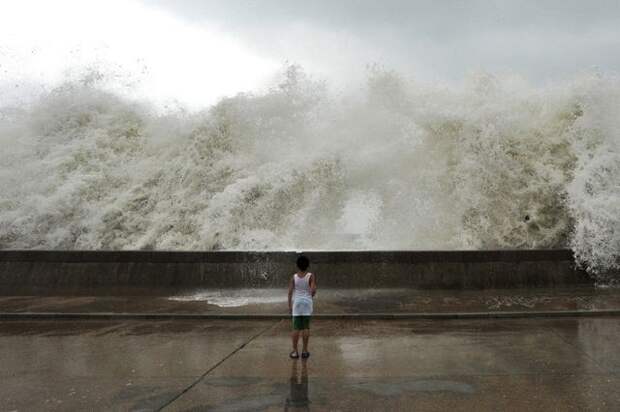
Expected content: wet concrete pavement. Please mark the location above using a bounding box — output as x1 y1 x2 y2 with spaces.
1 317 619 411
2 287 620 316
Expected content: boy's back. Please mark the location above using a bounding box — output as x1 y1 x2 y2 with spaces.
288 255 316 359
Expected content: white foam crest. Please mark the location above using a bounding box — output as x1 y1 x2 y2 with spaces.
1 66 619 281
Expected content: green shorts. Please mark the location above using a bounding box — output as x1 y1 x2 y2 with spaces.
292 316 311 330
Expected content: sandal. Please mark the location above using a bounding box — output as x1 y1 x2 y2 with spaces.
289 351 299 359
301 352 310 359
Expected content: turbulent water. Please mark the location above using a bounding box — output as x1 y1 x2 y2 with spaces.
0 66 619 279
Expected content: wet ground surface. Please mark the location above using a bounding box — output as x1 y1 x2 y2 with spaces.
1 317 619 411
1 287 620 315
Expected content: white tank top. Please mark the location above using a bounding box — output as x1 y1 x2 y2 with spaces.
292 273 313 316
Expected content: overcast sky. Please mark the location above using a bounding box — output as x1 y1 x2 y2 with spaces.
2 0 620 108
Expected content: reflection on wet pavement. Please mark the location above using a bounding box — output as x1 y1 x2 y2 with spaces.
1 318 620 411
2 287 620 315
285 360 310 411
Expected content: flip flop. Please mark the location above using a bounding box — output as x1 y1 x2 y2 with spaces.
289 351 299 359
301 352 310 359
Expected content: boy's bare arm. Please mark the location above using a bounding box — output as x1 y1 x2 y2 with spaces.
288 277 294 312
310 274 317 297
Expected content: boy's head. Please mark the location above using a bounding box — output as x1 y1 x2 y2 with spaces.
296 255 310 271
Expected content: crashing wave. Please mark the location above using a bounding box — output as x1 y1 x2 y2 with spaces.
0 66 618 281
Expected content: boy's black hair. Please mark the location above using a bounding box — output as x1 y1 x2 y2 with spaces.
296 255 310 271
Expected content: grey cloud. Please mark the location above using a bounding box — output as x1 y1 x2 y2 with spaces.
146 0 620 33
144 0 620 83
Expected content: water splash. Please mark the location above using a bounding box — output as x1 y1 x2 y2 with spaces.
1 66 619 280
169 289 287 307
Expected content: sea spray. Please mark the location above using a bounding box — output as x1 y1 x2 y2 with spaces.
0 66 618 281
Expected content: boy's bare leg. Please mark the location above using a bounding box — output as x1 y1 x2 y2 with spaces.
292 330 300 353
302 329 310 352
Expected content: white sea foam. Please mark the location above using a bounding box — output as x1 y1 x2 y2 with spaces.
0 66 619 280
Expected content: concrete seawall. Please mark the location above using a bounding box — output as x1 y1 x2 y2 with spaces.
0 249 593 295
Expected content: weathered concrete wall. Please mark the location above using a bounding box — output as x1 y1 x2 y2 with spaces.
0 250 593 294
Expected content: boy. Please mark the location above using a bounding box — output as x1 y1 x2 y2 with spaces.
288 255 316 359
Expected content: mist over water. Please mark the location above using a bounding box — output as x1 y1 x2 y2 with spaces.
0 66 619 279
